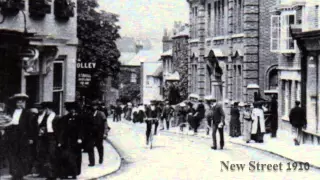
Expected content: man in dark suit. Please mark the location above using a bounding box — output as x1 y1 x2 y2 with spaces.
211 101 225 150
87 100 109 166
114 100 122 122
289 101 307 146
36 101 59 180
4 93 38 180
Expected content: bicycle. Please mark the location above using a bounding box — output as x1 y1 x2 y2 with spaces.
146 118 158 149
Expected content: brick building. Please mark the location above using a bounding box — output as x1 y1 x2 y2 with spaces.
0 0 77 115
273 0 320 144
186 0 278 105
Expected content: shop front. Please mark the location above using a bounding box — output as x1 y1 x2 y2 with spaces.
0 30 73 115
292 29 320 144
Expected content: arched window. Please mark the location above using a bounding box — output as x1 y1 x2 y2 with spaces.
268 69 278 90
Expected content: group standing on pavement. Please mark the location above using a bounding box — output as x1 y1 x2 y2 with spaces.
0 93 110 180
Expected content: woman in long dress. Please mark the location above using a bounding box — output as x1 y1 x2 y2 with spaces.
243 104 252 143
230 102 241 137
251 102 266 143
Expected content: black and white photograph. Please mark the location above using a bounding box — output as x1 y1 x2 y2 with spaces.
0 0 320 179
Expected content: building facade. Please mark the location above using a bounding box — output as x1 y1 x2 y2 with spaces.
273 0 320 144
0 0 77 115
161 23 189 103
186 0 278 105
141 62 163 104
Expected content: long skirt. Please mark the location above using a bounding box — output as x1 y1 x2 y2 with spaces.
243 120 252 142
58 145 82 177
251 120 264 142
36 134 58 178
229 118 241 137
5 126 33 178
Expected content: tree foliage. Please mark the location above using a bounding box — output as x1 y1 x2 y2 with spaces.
77 0 121 100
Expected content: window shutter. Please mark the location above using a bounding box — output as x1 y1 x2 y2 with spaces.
271 15 280 52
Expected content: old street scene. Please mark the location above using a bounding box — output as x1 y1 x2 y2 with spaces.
1 0 320 180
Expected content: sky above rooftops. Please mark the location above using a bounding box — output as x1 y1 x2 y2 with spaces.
99 0 189 41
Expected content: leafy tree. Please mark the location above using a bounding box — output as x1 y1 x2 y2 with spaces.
77 0 121 100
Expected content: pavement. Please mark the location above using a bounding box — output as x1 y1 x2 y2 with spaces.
155 121 320 169
0 120 122 180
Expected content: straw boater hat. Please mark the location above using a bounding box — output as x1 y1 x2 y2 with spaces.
9 93 29 100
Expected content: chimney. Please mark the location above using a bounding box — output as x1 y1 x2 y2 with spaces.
135 40 143 54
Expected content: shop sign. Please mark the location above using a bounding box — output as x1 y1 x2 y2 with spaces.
76 58 97 89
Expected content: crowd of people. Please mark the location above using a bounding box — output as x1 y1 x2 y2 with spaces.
114 93 307 149
0 93 110 180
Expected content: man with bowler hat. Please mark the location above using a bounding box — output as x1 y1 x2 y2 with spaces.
58 102 84 178
87 100 109 166
3 93 38 180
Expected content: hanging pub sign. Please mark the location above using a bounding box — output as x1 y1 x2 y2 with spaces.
76 58 97 89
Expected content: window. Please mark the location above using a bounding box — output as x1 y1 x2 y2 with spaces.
53 61 64 115
54 0 75 19
281 81 286 116
131 73 137 83
207 3 212 36
206 66 212 95
271 15 280 51
146 76 153 86
194 6 198 38
29 0 51 17
281 13 295 51
315 5 319 28
271 12 296 52
192 64 197 93
269 69 278 90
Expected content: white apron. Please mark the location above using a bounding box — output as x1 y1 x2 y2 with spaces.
251 108 266 134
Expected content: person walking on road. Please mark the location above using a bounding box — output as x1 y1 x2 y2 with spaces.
192 100 205 135
87 100 109 166
211 101 225 150
242 103 252 143
204 96 215 135
114 100 122 122
289 101 307 146
251 102 265 143
230 102 241 137
145 100 160 145
161 101 171 130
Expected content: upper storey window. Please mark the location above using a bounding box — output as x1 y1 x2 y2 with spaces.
28 0 51 17
0 0 25 16
54 0 75 19
271 11 296 53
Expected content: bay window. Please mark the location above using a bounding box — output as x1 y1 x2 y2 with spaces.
270 11 296 52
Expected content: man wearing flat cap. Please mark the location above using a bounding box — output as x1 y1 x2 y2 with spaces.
4 93 38 180
58 102 83 179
